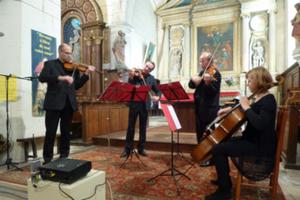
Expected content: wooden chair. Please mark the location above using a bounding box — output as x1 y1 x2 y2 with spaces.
234 106 288 200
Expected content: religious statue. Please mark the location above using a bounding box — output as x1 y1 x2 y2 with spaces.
170 48 183 76
292 3 300 38
112 30 127 69
291 3 300 55
69 29 81 62
251 40 265 67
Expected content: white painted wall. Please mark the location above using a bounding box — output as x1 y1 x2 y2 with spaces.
126 0 157 69
0 0 60 162
105 0 157 72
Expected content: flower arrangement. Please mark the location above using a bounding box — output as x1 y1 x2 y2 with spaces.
224 76 234 86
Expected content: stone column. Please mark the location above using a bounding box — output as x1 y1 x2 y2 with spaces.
239 12 251 96
268 6 277 74
82 21 105 98
158 24 170 83
240 13 251 73
183 23 191 79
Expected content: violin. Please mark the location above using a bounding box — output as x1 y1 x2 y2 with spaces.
193 65 217 85
129 67 144 79
204 65 217 80
64 62 103 74
129 67 157 98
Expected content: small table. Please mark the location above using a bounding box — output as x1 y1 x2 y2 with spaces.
27 169 105 200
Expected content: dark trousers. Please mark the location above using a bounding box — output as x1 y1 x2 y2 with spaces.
195 118 208 143
211 137 258 189
125 103 148 153
195 109 217 143
43 99 73 162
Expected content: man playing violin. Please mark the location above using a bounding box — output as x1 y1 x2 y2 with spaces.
38 43 95 164
188 52 222 166
120 61 160 158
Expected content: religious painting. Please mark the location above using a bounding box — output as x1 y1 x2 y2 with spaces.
197 22 234 72
63 18 81 62
144 42 156 63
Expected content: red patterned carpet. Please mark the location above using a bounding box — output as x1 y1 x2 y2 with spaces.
0 146 286 200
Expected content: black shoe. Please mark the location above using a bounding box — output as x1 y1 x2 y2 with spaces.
210 179 219 186
205 188 232 200
199 160 214 167
138 150 148 157
120 151 129 158
43 160 50 165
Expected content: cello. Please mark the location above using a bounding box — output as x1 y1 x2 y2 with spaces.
191 75 284 163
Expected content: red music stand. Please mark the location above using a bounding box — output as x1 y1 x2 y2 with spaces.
158 82 192 164
157 81 190 102
98 81 150 102
147 103 190 195
98 81 151 167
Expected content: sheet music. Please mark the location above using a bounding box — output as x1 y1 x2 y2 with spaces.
160 103 182 131
167 105 182 130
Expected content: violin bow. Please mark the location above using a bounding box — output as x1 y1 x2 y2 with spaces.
202 41 221 74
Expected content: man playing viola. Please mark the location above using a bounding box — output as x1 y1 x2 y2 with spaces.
188 52 222 166
120 61 160 158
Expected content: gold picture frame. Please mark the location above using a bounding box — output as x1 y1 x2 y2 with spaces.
192 13 240 76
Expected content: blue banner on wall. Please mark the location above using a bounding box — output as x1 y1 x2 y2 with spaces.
31 30 56 116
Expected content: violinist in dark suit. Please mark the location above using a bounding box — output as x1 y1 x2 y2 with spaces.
120 61 160 158
188 52 222 166
38 43 95 164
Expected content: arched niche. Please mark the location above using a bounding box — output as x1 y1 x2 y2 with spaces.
61 0 108 101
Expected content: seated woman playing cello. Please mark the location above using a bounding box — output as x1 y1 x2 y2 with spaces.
205 67 277 200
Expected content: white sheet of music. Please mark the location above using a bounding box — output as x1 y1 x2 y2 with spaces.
167 105 182 130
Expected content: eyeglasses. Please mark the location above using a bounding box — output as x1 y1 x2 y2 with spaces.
62 51 72 55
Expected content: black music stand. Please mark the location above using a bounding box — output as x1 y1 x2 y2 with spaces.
147 103 190 195
158 82 192 164
0 73 36 170
98 81 151 167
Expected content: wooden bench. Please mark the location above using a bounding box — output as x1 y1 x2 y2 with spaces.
17 134 60 162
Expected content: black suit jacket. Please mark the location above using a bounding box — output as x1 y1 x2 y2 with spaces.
38 59 89 111
188 69 221 122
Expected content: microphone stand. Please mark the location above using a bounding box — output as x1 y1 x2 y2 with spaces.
0 73 37 170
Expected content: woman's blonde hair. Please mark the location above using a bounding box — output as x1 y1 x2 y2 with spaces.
246 67 274 92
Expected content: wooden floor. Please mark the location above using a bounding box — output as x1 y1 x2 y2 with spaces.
82 125 198 153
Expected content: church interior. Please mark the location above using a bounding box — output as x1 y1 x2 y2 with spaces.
0 0 300 199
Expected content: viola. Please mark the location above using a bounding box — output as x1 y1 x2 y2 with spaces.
64 62 103 74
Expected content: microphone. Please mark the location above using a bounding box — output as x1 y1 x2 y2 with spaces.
0 32 4 37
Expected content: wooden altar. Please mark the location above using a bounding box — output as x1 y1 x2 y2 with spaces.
172 91 240 133
81 102 129 143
